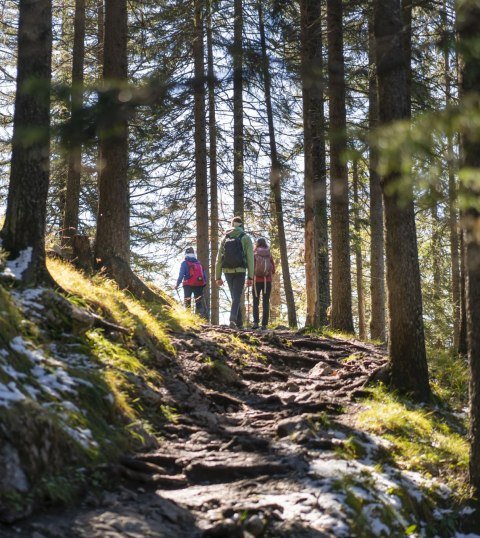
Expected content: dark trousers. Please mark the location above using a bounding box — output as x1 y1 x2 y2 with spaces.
184 285 207 319
225 272 245 327
253 281 271 327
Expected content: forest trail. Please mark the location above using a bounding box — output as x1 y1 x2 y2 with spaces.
1 328 395 537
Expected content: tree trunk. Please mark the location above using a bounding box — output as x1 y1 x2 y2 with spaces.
374 0 430 401
401 0 412 115
300 0 329 328
95 0 129 268
353 160 366 340
93 1 163 304
258 1 297 328
443 2 461 349
207 0 219 324
327 0 353 333
193 0 210 319
368 10 386 342
431 188 441 310
233 0 244 219
458 0 480 495
97 0 104 75
62 0 86 252
1 0 52 286
459 228 468 355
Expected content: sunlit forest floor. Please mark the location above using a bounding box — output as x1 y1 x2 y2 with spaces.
0 259 476 537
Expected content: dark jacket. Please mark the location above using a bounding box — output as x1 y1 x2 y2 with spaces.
215 226 254 280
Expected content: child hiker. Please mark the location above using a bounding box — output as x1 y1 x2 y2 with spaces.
175 247 207 319
252 237 275 330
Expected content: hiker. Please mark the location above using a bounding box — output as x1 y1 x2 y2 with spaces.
215 216 254 329
175 247 207 319
252 237 275 330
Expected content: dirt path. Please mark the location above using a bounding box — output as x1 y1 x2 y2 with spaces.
1 328 389 537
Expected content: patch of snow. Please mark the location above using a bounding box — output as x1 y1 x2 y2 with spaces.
1 247 32 280
24 384 40 400
0 380 26 406
0 363 27 381
460 506 476 516
10 336 79 398
11 287 45 312
369 517 390 536
62 425 98 450
455 534 480 538
350 485 373 501
328 429 347 439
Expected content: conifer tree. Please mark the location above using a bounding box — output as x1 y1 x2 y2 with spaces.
374 0 430 400
457 0 480 494
1 0 53 285
62 0 86 251
327 0 354 333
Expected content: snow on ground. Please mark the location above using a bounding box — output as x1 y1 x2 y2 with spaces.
0 380 26 406
0 247 32 280
0 336 99 449
11 287 46 312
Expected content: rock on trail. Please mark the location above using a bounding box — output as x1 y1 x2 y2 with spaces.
1 328 389 537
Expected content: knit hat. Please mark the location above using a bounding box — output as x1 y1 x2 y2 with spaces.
185 247 195 255
231 216 243 227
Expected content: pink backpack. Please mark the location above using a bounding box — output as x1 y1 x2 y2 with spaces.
184 261 206 286
254 247 272 278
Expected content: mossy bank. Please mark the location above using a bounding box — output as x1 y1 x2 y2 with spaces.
0 258 200 522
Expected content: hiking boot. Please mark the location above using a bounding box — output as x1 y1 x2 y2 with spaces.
229 321 238 329
251 323 259 330
261 325 267 331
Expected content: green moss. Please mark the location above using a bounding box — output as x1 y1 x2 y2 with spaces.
336 436 368 460
356 385 469 494
0 286 23 344
427 348 469 408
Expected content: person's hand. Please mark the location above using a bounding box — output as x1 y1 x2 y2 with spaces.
246 279 253 287
215 279 224 287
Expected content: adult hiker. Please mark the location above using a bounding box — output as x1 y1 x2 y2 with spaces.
252 237 275 330
215 216 254 329
175 247 207 319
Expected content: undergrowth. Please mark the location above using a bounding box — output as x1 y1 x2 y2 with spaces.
0 258 205 519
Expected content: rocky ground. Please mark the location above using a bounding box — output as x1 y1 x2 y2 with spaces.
1 326 457 537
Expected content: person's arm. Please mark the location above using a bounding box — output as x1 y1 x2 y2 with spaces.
243 235 254 279
176 261 186 288
215 238 225 280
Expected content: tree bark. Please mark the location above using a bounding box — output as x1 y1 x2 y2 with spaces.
95 0 129 267
258 1 297 328
443 2 461 349
300 0 329 328
457 0 480 495
431 188 442 338
233 0 244 219
193 0 210 319
62 0 86 251
401 0 412 115
374 0 430 401
368 10 386 342
459 227 468 355
327 0 354 333
207 0 219 324
353 160 366 340
1 0 53 286
97 0 104 75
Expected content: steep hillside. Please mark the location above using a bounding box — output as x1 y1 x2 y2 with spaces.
0 260 475 536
